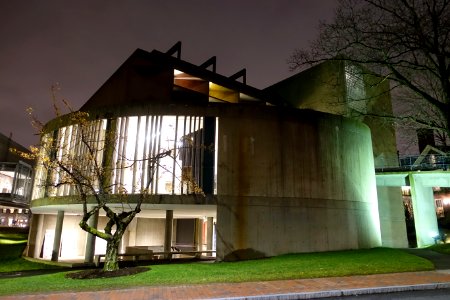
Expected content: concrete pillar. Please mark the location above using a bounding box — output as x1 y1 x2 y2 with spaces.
376 186 408 248
84 210 99 264
164 210 173 259
206 217 214 251
26 214 42 258
35 214 45 258
51 211 64 261
196 218 204 250
128 218 138 247
120 230 129 254
409 174 439 247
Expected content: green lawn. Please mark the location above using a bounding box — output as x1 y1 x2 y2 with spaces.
427 243 450 255
0 228 28 260
0 256 64 273
0 228 64 273
0 248 434 296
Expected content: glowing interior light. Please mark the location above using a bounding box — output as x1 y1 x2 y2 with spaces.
443 198 450 206
401 186 411 196
174 69 183 75
430 231 440 239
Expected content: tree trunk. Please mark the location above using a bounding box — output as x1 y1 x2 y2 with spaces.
103 236 121 271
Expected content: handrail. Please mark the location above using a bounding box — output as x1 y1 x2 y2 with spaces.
376 154 450 172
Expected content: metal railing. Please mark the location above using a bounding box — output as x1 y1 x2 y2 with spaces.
376 154 450 172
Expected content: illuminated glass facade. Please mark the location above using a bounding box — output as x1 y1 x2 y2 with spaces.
32 115 217 200
0 161 32 203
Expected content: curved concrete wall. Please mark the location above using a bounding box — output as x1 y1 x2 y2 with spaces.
29 103 381 261
216 107 381 260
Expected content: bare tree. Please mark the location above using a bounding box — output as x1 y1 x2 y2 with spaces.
20 94 206 272
30 109 172 271
289 0 450 141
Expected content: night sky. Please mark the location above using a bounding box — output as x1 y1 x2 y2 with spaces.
0 0 337 148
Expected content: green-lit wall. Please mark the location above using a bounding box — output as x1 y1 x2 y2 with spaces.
376 186 408 248
216 106 382 260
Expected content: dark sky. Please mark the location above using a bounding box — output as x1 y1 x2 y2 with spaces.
0 0 337 148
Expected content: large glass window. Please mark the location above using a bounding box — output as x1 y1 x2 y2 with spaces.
32 134 51 200
13 162 32 200
0 161 32 203
0 168 14 194
173 70 246 104
32 115 217 199
32 119 107 199
112 115 215 195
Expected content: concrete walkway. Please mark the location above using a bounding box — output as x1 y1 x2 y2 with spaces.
2 249 450 299
2 270 450 300
403 248 450 270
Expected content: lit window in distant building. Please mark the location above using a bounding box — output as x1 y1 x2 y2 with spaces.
345 64 367 115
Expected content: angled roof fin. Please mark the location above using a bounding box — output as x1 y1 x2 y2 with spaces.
229 68 246 85
200 56 217 73
166 41 182 59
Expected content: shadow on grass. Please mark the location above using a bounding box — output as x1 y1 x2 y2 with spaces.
0 244 27 260
66 267 150 279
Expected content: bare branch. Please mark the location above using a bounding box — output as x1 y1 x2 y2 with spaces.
289 0 450 139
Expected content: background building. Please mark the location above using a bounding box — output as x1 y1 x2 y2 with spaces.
0 132 33 228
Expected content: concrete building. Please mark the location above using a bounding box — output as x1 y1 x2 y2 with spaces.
27 44 387 262
264 60 398 167
265 60 410 249
265 60 450 249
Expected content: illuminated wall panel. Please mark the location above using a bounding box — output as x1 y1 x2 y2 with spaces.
209 83 239 103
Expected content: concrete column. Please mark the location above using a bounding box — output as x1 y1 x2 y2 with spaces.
120 230 129 254
35 214 45 258
195 218 204 258
51 211 64 261
409 174 439 247
128 218 138 247
84 210 99 264
26 214 42 258
199 218 205 250
164 210 173 259
376 186 408 248
206 217 214 251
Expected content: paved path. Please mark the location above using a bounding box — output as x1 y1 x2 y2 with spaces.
2 270 450 300
2 249 450 299
403 248 450 270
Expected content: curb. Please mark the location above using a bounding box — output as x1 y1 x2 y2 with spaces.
212 282 450 300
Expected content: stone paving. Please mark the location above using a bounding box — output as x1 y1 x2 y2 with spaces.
2 249 450 299
2 270 450 300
